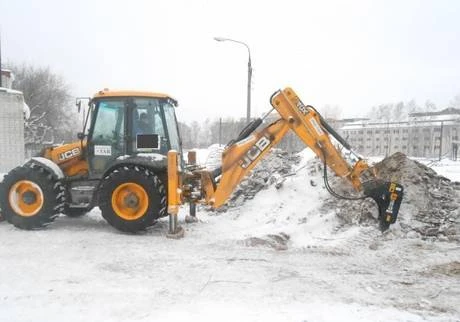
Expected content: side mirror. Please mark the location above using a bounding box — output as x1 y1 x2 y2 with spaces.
76 100 82 113
77 132 86 140
75 97 91 113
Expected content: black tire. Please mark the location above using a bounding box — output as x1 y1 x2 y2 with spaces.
0 164 65 229
99 165 166 233
63 206 93 218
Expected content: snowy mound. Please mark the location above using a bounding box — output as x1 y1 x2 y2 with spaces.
204 144 225 170
187 144 225 170
202 150 460 250
201 149 359 250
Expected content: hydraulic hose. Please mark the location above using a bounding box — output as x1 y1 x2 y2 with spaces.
320 148 368 201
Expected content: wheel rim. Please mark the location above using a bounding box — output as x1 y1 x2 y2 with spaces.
111 182 148 221
8 180 44 217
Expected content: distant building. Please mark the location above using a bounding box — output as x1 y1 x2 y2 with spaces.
0 69 25 172
0 89 25 172
337 108 460 159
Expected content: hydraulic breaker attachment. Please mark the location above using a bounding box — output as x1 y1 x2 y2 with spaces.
363 181 404 232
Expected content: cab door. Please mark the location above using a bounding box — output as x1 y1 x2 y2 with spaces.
87 100 126 177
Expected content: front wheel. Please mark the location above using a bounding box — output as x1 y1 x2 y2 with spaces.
99 166 166 233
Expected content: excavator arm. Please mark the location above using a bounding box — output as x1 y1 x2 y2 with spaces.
167 87 404 237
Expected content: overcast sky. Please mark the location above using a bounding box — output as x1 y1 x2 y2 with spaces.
1 0 460 122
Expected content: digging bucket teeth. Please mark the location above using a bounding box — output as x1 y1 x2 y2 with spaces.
363 181 404 232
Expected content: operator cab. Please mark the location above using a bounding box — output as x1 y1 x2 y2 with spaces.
84 89 181 177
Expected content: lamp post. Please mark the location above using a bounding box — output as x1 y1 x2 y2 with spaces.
214 37 252 123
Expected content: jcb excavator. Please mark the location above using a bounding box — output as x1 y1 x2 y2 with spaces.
0 87 403 238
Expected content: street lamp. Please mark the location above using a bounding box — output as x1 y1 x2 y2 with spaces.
214 37 252 123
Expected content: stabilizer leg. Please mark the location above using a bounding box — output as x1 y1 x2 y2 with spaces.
166 150 184 239
166 211 184 239
185 203 198 223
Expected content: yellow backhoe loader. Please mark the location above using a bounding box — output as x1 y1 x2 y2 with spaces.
0 87 403 238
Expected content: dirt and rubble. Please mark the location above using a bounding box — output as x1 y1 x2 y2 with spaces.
212 149 460 242
324 152 460 241
375 152 460 239
213 149 301 212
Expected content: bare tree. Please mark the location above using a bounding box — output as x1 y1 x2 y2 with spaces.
450 93 460 109
321 104 342 120
406 99 419 114
190 121 201 148
368 100 422 122
424 99 437 112
178 122 193 149
8 63 78 147
369 104 393 122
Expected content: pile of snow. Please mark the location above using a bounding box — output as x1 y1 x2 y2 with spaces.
427 159 460 183
199 149 356 250
186 144 225 170
203 144 225 170
203 150 460 250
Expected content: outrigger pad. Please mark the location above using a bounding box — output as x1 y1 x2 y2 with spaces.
166 226 185 239
363 181 404 232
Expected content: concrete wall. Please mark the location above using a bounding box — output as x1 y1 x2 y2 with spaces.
0 89 25 173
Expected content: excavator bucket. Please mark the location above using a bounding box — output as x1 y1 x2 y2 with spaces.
363 181 404 231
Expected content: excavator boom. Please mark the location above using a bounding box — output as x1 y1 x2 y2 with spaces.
167 87 404 237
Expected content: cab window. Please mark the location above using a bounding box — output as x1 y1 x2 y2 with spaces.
92 101 125 150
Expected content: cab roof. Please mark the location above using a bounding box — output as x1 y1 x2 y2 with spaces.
93 89 174 100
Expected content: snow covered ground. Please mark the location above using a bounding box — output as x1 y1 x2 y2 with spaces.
426 159 460 183
0 151 459 321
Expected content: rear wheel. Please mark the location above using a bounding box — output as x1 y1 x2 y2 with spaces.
0 165 65 229
99 165 166 233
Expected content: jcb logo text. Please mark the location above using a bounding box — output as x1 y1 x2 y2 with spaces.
239 136 271 169
296 100 309 115
58 148 81 161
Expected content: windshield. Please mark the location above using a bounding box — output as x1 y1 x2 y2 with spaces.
162 102 181 151
92 101 125 142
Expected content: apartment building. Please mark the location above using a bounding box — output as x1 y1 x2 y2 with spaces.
338 108 460 159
